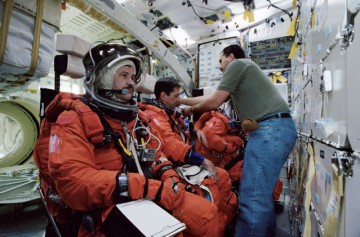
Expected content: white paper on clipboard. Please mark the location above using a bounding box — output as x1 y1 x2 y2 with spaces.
116 198 186 237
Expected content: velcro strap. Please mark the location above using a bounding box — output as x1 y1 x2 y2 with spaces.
156 165 174 180
155 182 164 203
143 178 148 198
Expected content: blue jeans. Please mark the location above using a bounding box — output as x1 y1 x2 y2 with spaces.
234 117 297 237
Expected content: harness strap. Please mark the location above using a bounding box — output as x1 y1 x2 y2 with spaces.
74 104 104 145
168 113 187 143
94 111 152 179
45 92 105 145
95 112 131 160
224 148 245 171
143 99 188 143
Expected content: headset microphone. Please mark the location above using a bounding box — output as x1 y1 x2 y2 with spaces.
112 89 129 94
99 89 129 95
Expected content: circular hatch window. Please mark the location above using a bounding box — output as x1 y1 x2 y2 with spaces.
0 100 39 168
0 113 24 160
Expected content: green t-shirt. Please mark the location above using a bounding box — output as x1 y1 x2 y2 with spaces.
217 59 289 121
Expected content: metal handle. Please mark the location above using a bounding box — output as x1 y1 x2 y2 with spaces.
331 151 353 176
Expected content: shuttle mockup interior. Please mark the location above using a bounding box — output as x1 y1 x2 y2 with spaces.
2 0 360 236
0 0 292 204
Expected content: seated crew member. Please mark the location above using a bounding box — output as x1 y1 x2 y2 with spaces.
194 110 284 202
195 110 245 183
138 77 238 236
33 43 220 237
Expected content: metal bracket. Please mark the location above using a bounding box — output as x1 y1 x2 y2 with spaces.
352 151 360 159
340 24 355 50
331 151 354 176
84 0 193 93
298 132 312 143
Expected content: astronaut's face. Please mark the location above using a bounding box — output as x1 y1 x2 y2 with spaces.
160 87 181 109
112 65 136 101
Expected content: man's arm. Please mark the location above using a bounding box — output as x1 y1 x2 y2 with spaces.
180 95 208 106
183 89 230 116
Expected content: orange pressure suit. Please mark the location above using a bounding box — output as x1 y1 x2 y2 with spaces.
139 102 238 236
195 111 283 200
195 111 244 182
33 93 220 237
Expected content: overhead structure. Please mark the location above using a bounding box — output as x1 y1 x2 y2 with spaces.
85 0 193 92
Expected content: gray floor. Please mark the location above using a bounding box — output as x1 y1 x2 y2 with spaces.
0 200 46 237
0 199 291 237
276 205 292 237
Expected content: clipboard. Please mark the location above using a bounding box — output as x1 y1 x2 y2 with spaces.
115 198 186 237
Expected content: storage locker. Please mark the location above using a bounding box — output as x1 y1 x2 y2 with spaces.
311 141 345 236
343 158 360 236
311 43 348 148
310 0 346 65
345 12 360 152
301 77 314 136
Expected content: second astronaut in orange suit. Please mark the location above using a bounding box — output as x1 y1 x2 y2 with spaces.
139 77 238 236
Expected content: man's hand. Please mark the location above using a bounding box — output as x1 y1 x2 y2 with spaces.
183 106 193 117
202 158 219 183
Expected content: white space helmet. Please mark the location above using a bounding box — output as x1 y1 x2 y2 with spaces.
82 43 146 121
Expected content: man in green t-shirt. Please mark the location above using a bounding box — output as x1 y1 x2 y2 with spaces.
181 44 297 237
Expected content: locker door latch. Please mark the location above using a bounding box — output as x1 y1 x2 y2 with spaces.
331 151 353 176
